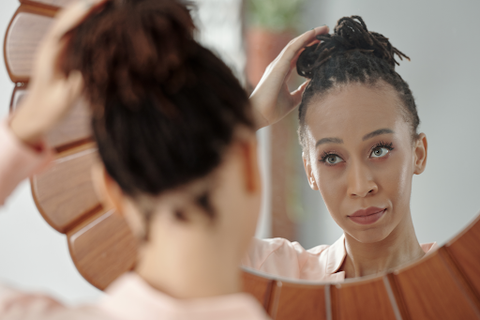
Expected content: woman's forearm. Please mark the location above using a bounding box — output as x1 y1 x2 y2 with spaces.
0 120 53 205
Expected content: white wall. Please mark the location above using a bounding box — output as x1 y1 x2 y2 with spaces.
296 0 480 248
0 0 102 304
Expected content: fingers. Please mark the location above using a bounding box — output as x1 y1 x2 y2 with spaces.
65 70 84 102
47 0 109 43
290 80 310 106
33 0 109 82
281 25 329 61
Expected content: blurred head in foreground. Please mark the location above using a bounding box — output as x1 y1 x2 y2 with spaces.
62 0 261 298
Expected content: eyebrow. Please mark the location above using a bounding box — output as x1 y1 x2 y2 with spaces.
362 128 394 141
315 137 343 148
315 128 394 148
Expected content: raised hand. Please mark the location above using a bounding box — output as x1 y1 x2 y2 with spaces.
10 0 108 147
249 26 329 130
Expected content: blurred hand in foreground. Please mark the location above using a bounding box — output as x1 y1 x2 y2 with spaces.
10 0 108 147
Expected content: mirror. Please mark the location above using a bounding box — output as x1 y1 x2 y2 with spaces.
246 0 480 281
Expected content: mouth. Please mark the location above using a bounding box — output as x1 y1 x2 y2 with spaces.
347 207 386 225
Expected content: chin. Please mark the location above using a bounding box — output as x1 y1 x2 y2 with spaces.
346 226 392 244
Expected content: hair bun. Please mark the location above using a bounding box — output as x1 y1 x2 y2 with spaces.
62 0 196 107
297 15 409 79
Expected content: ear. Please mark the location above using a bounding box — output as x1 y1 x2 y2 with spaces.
413 133 428 175
303 151 318 190
240 135 261 194
91 160 124 214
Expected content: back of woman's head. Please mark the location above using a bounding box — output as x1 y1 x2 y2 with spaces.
61 0 254 209
296 16 419 149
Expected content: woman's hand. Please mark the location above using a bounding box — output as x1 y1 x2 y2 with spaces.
9 0 108 147
249 26 329 130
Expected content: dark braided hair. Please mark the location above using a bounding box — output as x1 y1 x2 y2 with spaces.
297 16 420 149
61 0 254 224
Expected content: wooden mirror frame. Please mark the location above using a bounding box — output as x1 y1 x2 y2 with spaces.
4 1 480 319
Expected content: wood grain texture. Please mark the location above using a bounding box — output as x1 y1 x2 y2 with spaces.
241 271 274 309
68 209 138 290
331 276 398 320
268 281 327 320
446 214 480 299
4 6 54 82
11 88 92 150
391 249 480 319
31 147 101 233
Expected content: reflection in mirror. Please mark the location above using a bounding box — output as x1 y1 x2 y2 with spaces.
245 0 480 281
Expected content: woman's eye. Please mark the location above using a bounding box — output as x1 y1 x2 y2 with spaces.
371 147 390 158
324 155 343 165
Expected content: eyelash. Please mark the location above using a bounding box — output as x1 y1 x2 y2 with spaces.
371 141 394 154
319 151 339 164
318 141 394 165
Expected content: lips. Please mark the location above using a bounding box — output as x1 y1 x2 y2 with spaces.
348 207 386 225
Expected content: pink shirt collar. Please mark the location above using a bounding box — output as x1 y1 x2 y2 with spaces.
323 234 438 281
99 273 268 320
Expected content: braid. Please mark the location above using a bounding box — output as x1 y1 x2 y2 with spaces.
297 16 419 149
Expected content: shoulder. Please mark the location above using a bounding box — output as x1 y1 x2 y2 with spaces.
0 285 112 320
247 237 331 257
243 237 332 279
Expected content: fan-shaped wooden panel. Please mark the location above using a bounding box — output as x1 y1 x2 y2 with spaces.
445 214 480 297
241 269 274 309
68 209 138 290
331 276 399 320
4 5 55 83
31 146 100 232
390 246 480 319
268 280 327 320
5 0 480 318
6 1 136 291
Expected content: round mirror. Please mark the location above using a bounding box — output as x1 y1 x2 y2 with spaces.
247 0 480 282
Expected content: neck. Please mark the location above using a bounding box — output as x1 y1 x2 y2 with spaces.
342 213 425 278
134 211 242 299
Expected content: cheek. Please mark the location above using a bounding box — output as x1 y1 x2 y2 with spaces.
314 164 345 213
376 151 414 204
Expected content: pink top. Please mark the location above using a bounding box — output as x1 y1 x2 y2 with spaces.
243 236 438 282
0 120 269 320
0 273 268 320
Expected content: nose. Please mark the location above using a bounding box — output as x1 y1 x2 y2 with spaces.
347 161 378 198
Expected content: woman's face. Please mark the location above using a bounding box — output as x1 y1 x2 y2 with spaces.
303 82 427 244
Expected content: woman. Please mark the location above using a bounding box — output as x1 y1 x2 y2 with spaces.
245 16 436 281
0 0 327 318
